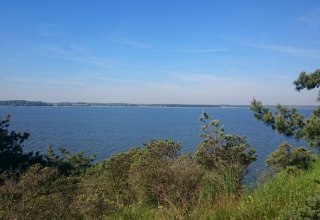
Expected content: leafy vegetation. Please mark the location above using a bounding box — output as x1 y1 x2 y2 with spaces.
250 69 320 148
250 69 320 174
189 154 320 220
0 115 44 181
265 142 313 172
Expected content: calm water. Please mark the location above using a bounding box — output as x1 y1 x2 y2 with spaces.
0 106 313 179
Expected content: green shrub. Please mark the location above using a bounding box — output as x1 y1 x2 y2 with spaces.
195 112 257 195
280 192 320 219
266 142 314 172
45 146 95 176
128 141 205 218
74 148 141 218
0 115 44 180
128 140 182 204
0 164 80 219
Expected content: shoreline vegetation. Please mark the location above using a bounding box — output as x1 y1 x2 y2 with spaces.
0 100 316 108
1 70 320 219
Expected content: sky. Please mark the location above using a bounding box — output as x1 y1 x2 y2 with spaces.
0 0 320 105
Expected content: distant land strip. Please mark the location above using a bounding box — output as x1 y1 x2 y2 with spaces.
0 100 317 108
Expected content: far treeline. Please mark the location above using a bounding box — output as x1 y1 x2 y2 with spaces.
1 100 315 108
0 100 248 108
0 69 320 219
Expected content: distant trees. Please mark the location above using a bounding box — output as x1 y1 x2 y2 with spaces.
250 69 320 171
0 100 52 106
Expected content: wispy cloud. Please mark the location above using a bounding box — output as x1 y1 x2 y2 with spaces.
33 23 65 37
252 43 320 60
40 44 116 69
119 39 152 49
104 31 152 49
179 48 229 53
172 72 220 82
2 76 37 84
298 8 320 30
85 75 139 84
2 75 87 87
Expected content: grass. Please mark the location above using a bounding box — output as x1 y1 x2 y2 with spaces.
112 155 320 219
192 155 320 219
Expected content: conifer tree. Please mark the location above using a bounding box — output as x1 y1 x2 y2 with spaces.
250 69 320 148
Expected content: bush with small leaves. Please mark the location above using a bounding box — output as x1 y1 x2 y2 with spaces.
280 192 320 219
0 164 81 219
73 148 142 218
128 139 182 204
195 112 257 194
45 146 95 176
0 115 44 180
266 142 314 172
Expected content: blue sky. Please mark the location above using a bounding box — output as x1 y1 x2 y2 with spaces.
1 0 319 105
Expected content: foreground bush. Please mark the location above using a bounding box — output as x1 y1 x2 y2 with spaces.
195 112 257 195
129 146 204 215
73 148 141 218
266 142 314 172
0 164 80 219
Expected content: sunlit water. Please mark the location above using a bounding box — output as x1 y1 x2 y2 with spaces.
0 106 313 181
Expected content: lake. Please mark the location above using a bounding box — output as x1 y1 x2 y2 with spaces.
0 106 313 180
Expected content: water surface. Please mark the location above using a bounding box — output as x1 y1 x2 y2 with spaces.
0 106 312 178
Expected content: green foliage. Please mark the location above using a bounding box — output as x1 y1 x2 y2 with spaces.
266 142 314 172
128 139 206 217
282 192 320 220
191 155 320 220
195 112 257 194
74 148 141 218
0 115 44 179
130 150 204 214
0 164 80 219
304 113 320 147
250 101 305 138
100 148 141 205
250 69 320 148
143 139 181 159
45 146 95 176
74 137 236 218
294 69 320 93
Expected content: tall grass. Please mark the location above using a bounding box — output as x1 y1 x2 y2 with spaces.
111 156 320 219
192 155 320 219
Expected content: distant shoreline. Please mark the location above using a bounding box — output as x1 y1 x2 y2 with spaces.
0 100 317 109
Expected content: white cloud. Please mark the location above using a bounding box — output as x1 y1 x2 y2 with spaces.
252 43 320 61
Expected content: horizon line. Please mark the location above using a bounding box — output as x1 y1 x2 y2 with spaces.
0 100 318 107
